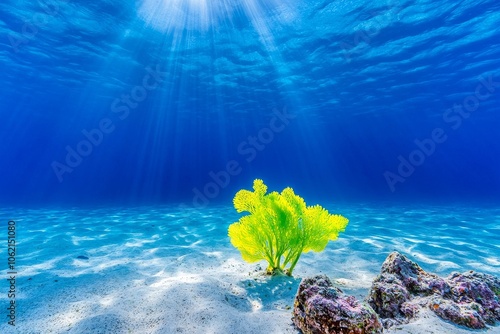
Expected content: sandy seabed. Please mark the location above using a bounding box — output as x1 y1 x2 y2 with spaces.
1 203 499 333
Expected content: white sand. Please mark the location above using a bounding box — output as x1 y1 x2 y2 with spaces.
1 204 499 333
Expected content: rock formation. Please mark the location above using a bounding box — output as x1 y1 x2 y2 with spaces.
293 275 383 334
292 252 500 333
367 252 500 329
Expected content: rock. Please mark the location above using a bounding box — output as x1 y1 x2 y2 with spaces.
367 252 500 329
430 297 486 329
430 271 500 328
293 275 383 334
367 252 442 326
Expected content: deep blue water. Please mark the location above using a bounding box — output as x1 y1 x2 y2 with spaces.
1 0 500 207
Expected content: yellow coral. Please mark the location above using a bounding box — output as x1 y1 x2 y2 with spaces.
228 179 349 275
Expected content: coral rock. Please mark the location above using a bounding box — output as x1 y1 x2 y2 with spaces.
367 252 500 329
430 297 486 329
431 271 500 328
293 275 383 334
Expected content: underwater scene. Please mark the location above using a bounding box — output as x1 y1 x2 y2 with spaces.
1 0 499 333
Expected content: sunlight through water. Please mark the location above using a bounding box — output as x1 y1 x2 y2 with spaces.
138 0 297 33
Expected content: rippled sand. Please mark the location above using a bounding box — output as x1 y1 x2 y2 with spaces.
1 203 499 333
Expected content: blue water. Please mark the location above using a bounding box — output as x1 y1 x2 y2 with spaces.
1 0 499 206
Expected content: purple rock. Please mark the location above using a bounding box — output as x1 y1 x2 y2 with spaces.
293 275 383 334
367 252 500 329
438 271 500 327
429 297 486 329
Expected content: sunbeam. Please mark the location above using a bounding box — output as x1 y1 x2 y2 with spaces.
138 0 298 35
138 0 237 31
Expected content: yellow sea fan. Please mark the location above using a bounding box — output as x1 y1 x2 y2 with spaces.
233 179 268 213
228 179 349 275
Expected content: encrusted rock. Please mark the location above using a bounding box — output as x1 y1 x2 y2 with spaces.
367 252 500 329
430 271 500 328
430 297 486 329
293 275 383 334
